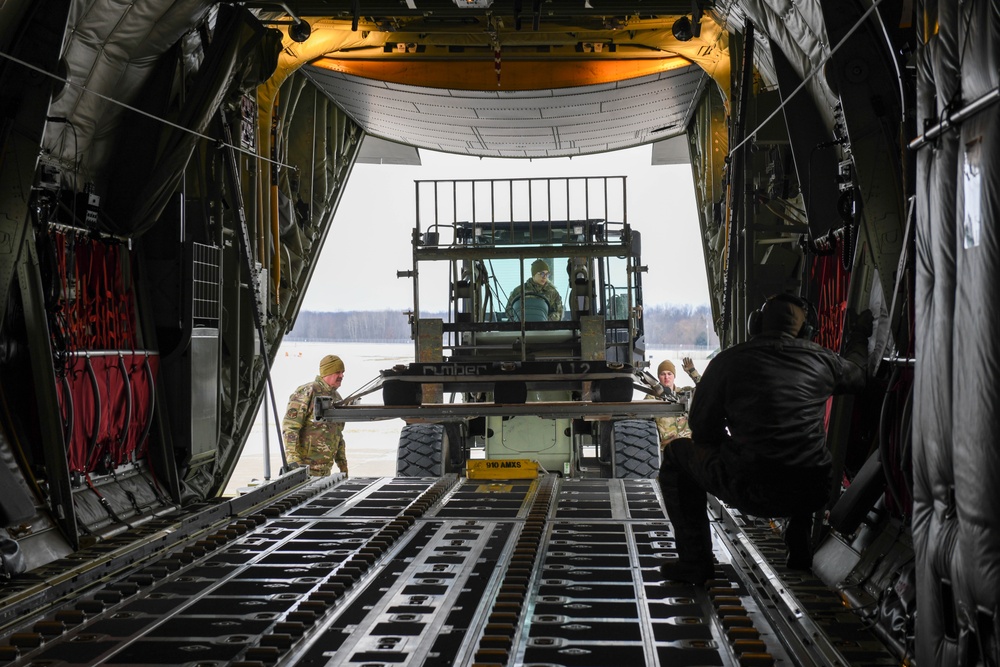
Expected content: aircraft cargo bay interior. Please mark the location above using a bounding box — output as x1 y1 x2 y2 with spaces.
0 1 997 666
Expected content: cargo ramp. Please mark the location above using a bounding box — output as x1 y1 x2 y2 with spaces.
0 471 896 666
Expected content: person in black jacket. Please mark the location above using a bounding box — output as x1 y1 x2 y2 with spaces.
658 293 873 584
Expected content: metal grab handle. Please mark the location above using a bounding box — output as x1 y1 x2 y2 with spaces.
84 354 102 471
60 373 75 454
117 353 133 460
137 354 156 452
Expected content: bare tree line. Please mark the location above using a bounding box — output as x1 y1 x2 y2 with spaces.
287 304 717 348
287 310 415 343
641 304 718 348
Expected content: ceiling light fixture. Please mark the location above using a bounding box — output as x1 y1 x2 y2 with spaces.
288 18 312 43
671 1 703 42
260 3 312 42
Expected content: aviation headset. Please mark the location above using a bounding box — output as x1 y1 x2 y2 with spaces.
747 293 819 340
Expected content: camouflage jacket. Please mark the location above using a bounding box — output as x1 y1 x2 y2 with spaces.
644 387 694 446
505 279 564 321
281 376 346 475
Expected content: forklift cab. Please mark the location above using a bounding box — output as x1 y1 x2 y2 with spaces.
381 177 658 479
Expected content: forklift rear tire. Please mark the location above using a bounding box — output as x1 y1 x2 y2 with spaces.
612 419 660 478
397 424 449 476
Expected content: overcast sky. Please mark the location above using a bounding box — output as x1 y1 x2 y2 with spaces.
301 144 710 312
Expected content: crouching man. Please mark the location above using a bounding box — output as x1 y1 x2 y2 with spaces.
659 293 873 584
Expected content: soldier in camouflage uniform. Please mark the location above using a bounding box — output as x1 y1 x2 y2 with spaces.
644 359 699 447
282 354 348 476
505 259 564 321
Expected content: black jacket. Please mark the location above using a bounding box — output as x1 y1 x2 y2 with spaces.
689 332 867 469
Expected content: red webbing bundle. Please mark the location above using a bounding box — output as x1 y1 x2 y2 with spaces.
811 253 851 428
52 236 137 352
56 353 160 474
49 232 156 473
811 253 850 351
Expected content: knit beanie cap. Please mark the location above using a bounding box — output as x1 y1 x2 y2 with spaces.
657 360 676 375
319 354 345 375
531 259 549 275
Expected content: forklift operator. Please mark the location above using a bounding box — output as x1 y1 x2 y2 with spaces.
505 259 564 321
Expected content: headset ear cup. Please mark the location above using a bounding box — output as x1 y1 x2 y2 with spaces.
747 309 762 336
799 301 819 339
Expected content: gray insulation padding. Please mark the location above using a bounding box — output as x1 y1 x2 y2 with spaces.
912 2 1000 664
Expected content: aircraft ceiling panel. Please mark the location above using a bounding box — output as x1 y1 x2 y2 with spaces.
486 80 626 97
540 102 603 118
600 80 701 113
357 136 422 165
471 107 548 120
476 125 557 137
410 103 482 119
305 63 706 157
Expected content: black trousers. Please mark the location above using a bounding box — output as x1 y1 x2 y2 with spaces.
658 438 831 563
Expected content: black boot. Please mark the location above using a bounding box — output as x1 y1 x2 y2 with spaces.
783 515 812 570
659 440 714 573
659 559 714 585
